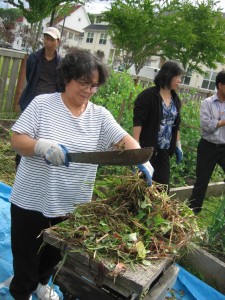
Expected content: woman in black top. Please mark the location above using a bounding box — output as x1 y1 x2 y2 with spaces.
133 61 184 192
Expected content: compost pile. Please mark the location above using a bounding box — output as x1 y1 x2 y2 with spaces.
51 176 201 268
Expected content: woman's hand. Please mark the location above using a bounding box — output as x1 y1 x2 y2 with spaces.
34 138 69 167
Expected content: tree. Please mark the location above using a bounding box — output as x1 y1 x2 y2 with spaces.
3 0 85 24
87 12 95 24
0 8 21 43
103 0 183 75
155 0 225 74
103 0 225 75
0 8 21 25
103 0 162 74
2 1 88 50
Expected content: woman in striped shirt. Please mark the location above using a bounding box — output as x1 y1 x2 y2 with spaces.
9 48 154 300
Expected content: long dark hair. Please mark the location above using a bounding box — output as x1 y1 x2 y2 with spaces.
154 61 184 90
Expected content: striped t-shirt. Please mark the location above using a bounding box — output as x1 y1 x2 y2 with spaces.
10 93 127 217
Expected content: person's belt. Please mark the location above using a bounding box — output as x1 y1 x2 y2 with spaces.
203 139 225 147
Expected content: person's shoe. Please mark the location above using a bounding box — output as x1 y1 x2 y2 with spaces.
35 283 59 300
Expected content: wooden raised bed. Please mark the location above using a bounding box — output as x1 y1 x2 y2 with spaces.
182 246 225 295
43 229 179 300
171 184 225 295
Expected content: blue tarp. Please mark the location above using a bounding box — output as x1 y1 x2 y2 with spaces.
0 182 63 300
1 181 225 300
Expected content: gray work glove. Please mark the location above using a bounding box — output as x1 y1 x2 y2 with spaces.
34 138 69 167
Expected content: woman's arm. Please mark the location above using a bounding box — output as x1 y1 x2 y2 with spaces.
11 132 37 156
117 134 141 150
176 131 180 142
133 126 142 143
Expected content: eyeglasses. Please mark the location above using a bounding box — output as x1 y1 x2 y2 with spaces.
76 80 99 93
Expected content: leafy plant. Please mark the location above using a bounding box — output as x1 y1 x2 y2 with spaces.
92 69 143 133
201 195 225 260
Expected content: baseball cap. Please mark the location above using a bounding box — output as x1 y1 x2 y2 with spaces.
43 27 61 40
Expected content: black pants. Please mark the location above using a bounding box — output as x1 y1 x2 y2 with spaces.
15 154 21 170
189 138 225 213
150 148 170 193
10 204 64 300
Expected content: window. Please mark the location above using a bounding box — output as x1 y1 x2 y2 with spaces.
201 71 217 90
68 32 74 39
182 69 192 85
86 32 94 43
99 33 107 45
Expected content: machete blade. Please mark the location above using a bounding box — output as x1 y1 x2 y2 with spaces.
67 147 153 166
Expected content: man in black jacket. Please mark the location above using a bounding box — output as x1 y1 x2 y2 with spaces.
16 27 62 168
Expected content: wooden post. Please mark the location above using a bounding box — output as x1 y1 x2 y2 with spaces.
13 54 28 112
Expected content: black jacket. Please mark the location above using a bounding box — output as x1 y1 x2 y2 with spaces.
133 86 181 156
19 47 61 111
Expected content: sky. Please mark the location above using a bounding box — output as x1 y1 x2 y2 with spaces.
0 0 114 11
86 0 225 13
0 0 224 13
85 0 114 14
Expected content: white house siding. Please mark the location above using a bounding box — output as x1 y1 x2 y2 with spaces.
11 17 30 50
82 23 115 62
56 6 90 34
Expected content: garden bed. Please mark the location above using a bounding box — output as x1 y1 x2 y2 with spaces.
44 229 179 300
171 185 225 295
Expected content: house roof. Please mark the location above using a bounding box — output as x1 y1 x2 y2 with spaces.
50 5 82 26
59 25 84 36
83 24 109 31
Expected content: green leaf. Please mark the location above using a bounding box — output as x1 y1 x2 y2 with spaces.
136 241 146 259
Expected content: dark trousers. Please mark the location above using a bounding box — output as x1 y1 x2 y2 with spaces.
10 204 64 300
189 138 225 213
150 148 170 193
15 154 21 170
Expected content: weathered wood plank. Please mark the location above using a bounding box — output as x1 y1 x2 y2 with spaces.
0 49 26 113
5 58 21 111
0 48 26 59
55 265 122 300
44 229 174 299
0 57 11 110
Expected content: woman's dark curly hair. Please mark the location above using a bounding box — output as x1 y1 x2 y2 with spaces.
154 60 184 90
57 47 109 91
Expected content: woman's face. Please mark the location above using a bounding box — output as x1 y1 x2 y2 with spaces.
64 70 99 106
170 75 182 90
